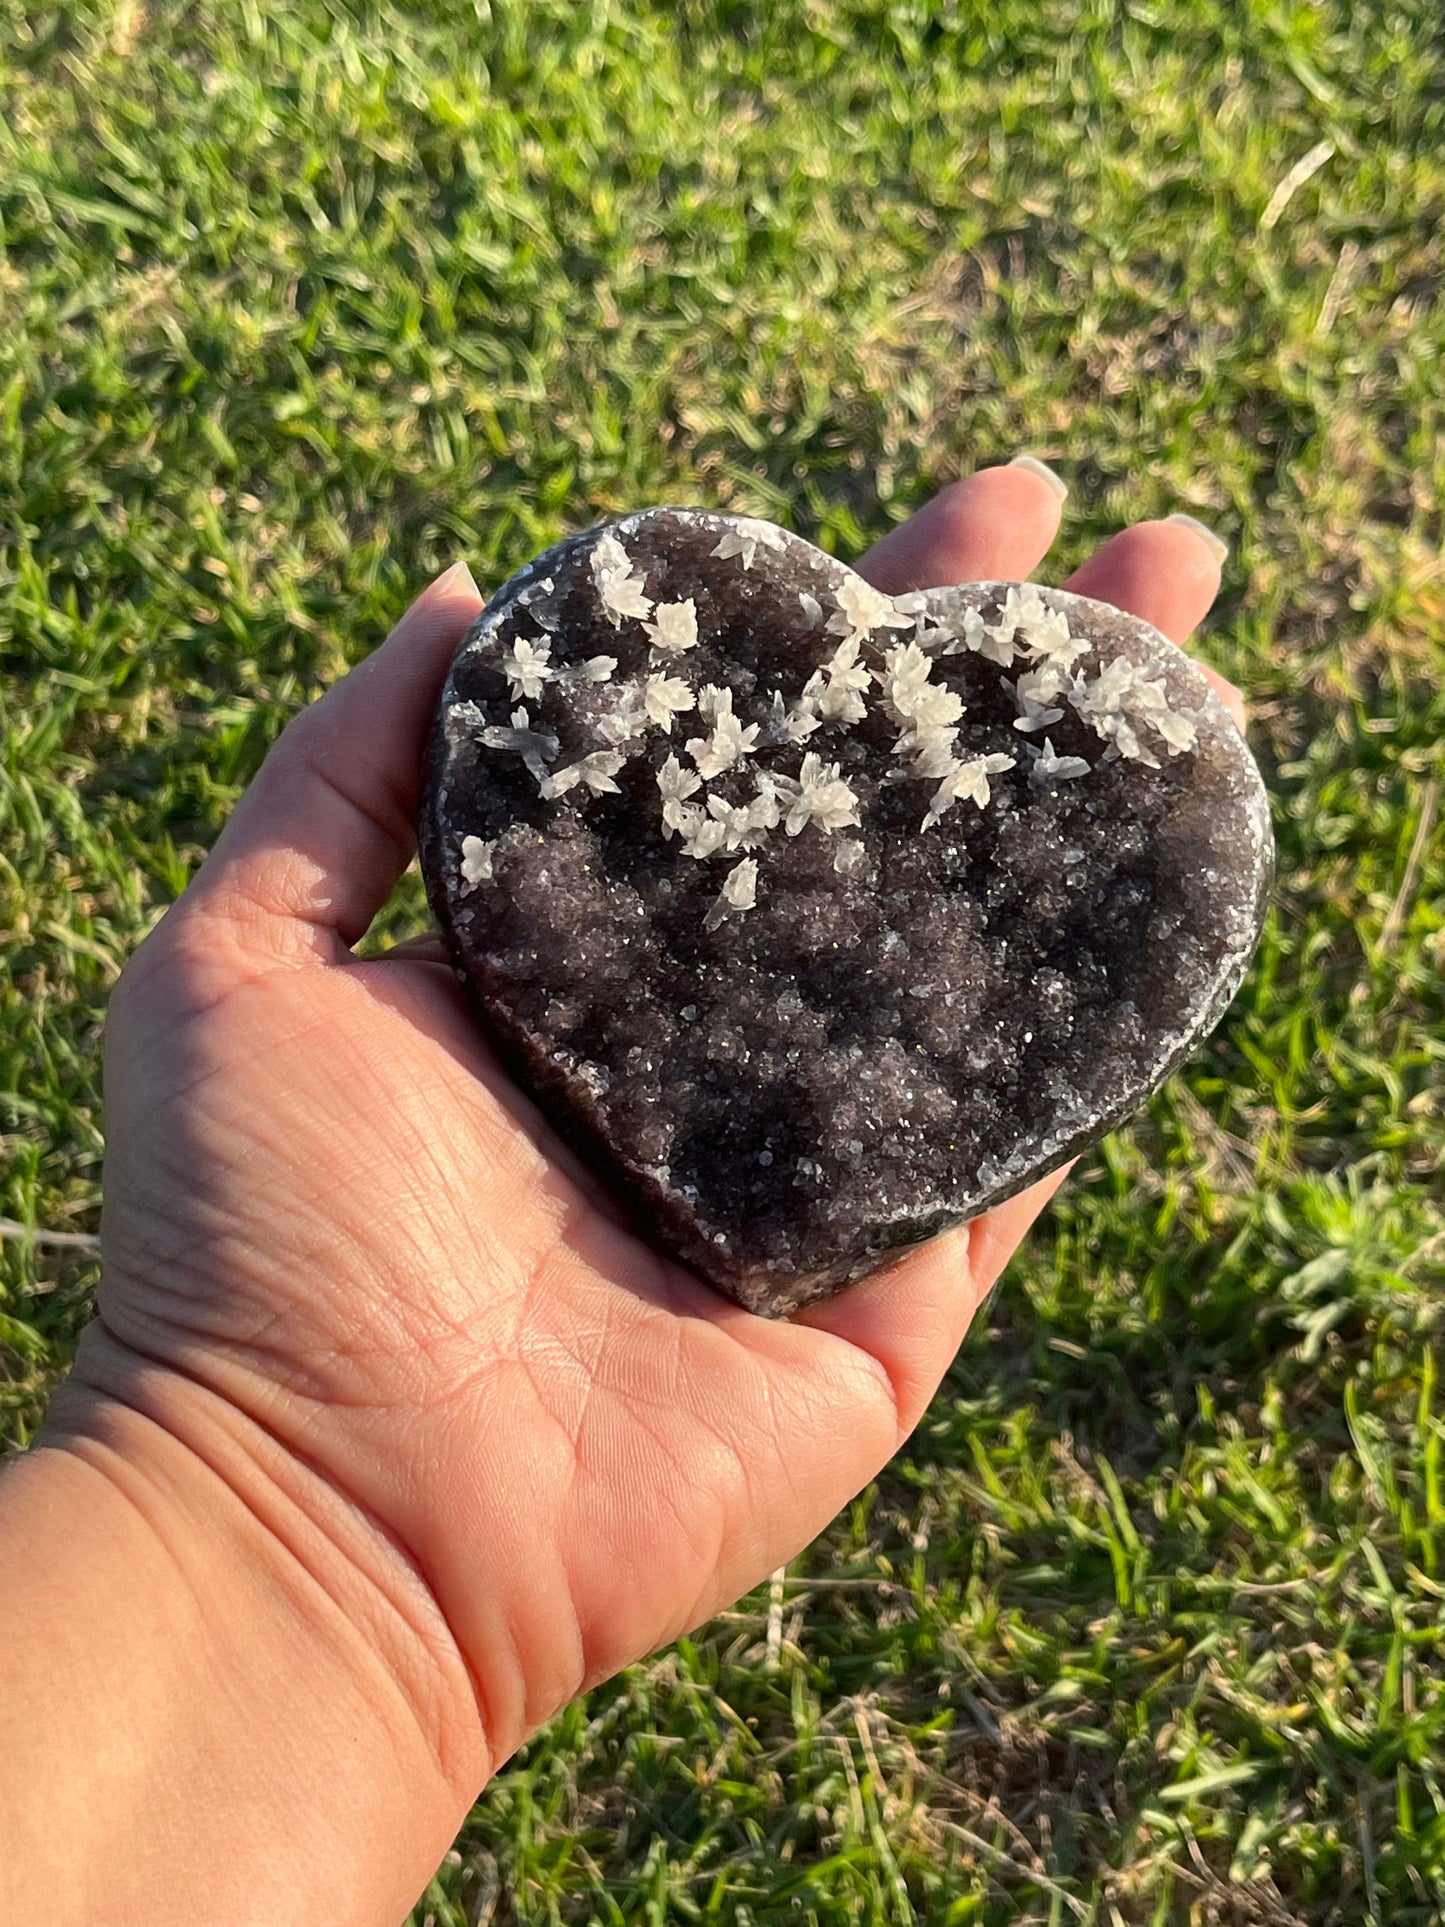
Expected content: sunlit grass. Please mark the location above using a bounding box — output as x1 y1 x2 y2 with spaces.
3 3 1443 1919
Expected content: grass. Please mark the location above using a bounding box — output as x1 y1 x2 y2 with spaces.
2 0 1443 1919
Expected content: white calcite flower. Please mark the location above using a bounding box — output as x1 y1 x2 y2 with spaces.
1011 663 1068 733
896 723 962 779
813 637 873 725
742 774 787 836
698 792 777 854
976 593 1026 667
1123 669 1198 754
478 705 560 785
645 599 699 654
499 635 554 702
911 614 956 655
458 834 495 888
765 686 824 746
954 752 1017 808
922 752 1016 829
643 673 696 731
677 811 727 858
591 681 649 747
878 641 963 725
978 585 1082 670
674 783 779 858
711 519 787 571
1018 597 1090 672
686 686 760 778
933 605 991 659
656 751 702 839
827 575 912 648
1068 655 1197 766
591 532 654 626
703 856 760 930
778 752 862 836
657 762 716 849
890 593 954 656
1028 737 1091 784
539 748 627 799
1153 706 1199 752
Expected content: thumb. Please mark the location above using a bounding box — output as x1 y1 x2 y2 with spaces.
183 561 484 964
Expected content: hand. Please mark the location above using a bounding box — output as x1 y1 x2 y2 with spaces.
52 466 1243 1916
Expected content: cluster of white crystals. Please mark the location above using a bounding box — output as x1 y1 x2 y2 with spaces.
658 757 783 859
828 576 913 649
592 533 654 624
778 753 862 835
1011 663 1067 732
458 529 1201 922
499 634 620 703
498 635 553 701
878 639 967 791
686 684 760 778
923 753 1018 831
1027 737 1091 785
475 704 558 787
643 672 694 731
710 519 789 571
540 748 627 800
702 856 759 931
1069 653 1198 767
645 598 699 654
459 833 495 885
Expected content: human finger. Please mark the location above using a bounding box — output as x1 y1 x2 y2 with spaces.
370 931 453 967
857 456 1069 593
184 562 484 961
790 1167 1072 1435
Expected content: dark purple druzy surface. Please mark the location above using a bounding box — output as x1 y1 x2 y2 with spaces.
420 508 1272 1314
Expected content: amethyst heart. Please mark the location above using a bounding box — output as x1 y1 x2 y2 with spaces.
419 508 1271 1315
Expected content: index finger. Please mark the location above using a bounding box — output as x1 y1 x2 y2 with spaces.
180 561 485 962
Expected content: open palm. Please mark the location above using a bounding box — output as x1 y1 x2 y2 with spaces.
83 466 1238 1771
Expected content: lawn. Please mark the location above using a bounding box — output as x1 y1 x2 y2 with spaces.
2 1 1443 1920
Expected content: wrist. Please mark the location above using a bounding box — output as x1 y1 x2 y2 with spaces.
10 1328 489 1925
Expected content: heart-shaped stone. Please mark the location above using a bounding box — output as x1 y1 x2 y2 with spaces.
420 508 1271 1315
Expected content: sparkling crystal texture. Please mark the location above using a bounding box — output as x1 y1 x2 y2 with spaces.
420 509 1273 1314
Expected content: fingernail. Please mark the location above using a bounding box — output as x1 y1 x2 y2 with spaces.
1008 453 1069 503
429 559 481 599
1164 513 1229 565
